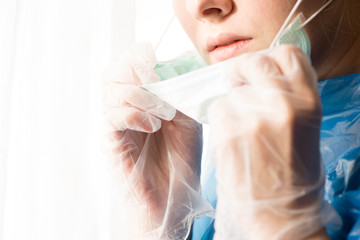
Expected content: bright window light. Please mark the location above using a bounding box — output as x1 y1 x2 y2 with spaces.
135 0 195 60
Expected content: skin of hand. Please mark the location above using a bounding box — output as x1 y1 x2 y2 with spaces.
209 45 329 239
103 61 203 237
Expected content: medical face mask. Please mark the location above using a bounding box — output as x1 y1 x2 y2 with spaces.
142 0 334 124
274 13 311 57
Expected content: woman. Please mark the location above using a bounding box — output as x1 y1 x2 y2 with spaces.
103 0 360 239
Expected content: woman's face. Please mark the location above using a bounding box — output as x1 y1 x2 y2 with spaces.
172 0 324 64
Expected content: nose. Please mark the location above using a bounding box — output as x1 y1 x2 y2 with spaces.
186 0 234 23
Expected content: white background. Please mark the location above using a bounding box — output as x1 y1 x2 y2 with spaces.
0 1 200 240
136 0 195 60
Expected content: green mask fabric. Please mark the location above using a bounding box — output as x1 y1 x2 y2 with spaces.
275 13 311 57
153 51 207 81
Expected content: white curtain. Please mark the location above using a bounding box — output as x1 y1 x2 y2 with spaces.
0 0 135 239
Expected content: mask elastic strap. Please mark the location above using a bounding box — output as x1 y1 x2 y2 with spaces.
270 0 333 48
300 0 333 28
155 14 175 53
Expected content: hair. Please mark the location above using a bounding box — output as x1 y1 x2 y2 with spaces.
320 0 360 40
313 0 359 67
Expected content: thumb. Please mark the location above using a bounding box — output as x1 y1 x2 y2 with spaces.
103 42 160 85
129 42 161 84
131 62 161 84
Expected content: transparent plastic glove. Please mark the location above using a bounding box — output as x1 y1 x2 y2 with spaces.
208 45 328 240
103 43 213 240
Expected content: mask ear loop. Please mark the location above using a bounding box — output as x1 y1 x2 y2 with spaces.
270 0 334 48
155 14 175 53
300 0 333 28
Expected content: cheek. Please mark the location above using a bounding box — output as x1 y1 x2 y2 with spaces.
247 0 294 18
245 0 292 28
244 0 295 41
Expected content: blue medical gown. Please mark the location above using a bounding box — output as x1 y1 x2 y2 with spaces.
191 73 360 240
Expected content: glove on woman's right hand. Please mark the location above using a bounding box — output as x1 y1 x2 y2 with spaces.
209 46 328 240
103 44 211 240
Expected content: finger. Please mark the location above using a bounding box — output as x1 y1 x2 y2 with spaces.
105 106 162 133
232 52 290 91
131 62 161 84
208 97 233 141
270 45 320 112
208 96 245 163
103 42 160 86
270 45 318 95
208 90 249 137
104 83 176 121
226 85 268 114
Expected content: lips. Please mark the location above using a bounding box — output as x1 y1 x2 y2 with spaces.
217 40 240 48
207 33 252 62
